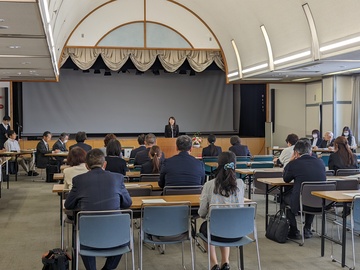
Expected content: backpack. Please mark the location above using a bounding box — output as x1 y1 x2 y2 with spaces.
41 248 70 270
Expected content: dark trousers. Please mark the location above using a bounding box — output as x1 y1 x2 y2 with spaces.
283 194 320 233
81 254 122 270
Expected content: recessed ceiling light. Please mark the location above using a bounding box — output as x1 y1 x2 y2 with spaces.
22 62 31 65
9 45 21 49
0 25 9 29
0 19 4 22
17 72 22 75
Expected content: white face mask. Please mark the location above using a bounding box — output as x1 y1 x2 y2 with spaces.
344 132 349 136
63 140 68 144
312 134 317 139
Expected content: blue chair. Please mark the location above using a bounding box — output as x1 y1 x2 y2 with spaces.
76 210 135 270
197 202 261 270
250 161 274 169
236 156 251 162
202 156 218 179
139 202 194 270
321 154 330 166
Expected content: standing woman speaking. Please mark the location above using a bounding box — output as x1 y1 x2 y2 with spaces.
164 116 179 138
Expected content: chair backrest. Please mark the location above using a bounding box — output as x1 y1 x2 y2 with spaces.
127 185 152 197
300 181 336 208
140 174 160 182
236 162 248 169
236 156 251 162
253 155 273 162
336 169 360 176
77 210 132 249
141 203 190 237
163 185 203 195
208 202 256 240
133 165 142 171
325 170 335 176
128 158 135 165
335 179 359 190
250 161 274 169
321 154 331 166
351 195 360 231
202 156 219 174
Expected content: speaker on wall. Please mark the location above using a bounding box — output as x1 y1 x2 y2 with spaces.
239 84 266 137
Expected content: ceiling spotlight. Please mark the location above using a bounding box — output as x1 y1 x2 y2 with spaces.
152 69 160 76
9 45 20 49
104 70 111 76
179 70 187 75
82 69 90 73
135 70 144 75
94 69 101 74
189 70 196 76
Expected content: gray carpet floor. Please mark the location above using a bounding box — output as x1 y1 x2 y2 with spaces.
0 172 358 270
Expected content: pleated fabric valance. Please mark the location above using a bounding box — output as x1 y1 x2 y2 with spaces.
59 48 224 72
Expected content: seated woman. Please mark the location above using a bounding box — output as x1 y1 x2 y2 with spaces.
328 136 359 173
69 131 92 152
342 126 357 153
228 135 251 157
63 147 88 190
310 129 323 148
202 134 222 157
99 133 116 156
140 145 162 174
105 139 128 175
198 151 245 270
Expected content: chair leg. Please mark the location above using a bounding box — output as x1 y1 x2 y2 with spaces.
239 246 244 270
300 211 305 246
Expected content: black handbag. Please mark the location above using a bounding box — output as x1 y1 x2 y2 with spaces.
265 209 289 243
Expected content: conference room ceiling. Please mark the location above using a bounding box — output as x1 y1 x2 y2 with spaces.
1 0 360 83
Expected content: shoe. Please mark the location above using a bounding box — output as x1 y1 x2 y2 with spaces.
32 171 39 176
288 230 301 240
220 263 230 270
27 171 33 176
303 228 313 239
211 264 220 270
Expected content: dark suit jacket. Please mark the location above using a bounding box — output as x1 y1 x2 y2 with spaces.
52 139 68 152
319 139 335 148
64 167 132 211
134 148 165 165
164 125 179 138
141 160 154 174
159 151 205 188
283 154 326 213
311 138 323 147
328 152 359 173
105 156 128 175
202 145 222 157
229 144 251 156
0 124 10 149
130 145 146 158
36 140 52 168
69 142 92 152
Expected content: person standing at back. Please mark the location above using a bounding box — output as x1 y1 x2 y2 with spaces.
202 134 222 157
0 116 11 149
69 131 92 152
342 126 357 152
328 136 359 173
159 135 205 188
283 139 326 239
228 136 251 157
65 149 132 270
164 116 179 138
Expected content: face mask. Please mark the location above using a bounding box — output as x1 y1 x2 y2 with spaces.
63 140 68 144
312 134 317 139
344 132 349 136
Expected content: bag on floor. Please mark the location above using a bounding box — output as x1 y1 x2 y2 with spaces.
41 248 70 270
46 164 59 183
265 209 289 243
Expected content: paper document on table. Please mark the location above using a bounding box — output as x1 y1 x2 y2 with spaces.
343 193 360 197
343 174 360 179
125 184 140 187
142 199 167 203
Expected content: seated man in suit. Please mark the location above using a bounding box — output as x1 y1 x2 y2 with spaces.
159 135 205 188
134 133 165 165
283 139 326 239
65 149 132 270
52 132 69 164
228 135 251 156
4 130 38 176
318 131 335 149
130 134 146 159
69 131 92 152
